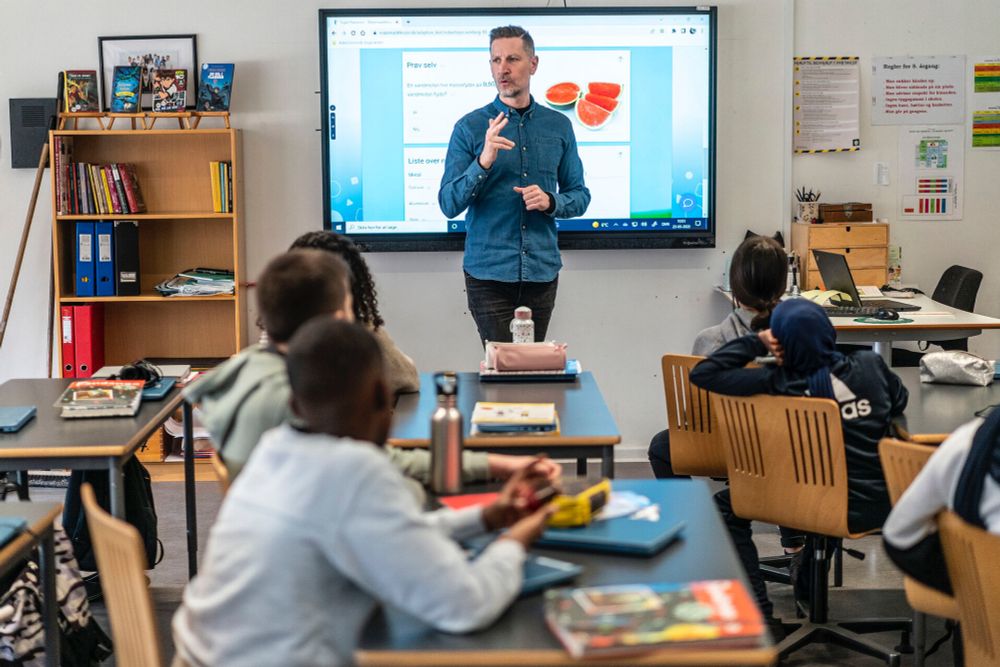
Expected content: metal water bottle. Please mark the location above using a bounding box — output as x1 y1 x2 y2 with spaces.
430 372 463 494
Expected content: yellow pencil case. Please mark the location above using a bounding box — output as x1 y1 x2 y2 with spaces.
546 478 612 528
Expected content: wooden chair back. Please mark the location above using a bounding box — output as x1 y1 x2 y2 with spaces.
80 483 164 667
714 393 852 537
210 449 231 495
661 354 726 476
939 510 1000 664
878 436 959 620
879 437 937 504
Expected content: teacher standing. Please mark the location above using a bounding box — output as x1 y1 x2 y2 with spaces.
439 25 591 346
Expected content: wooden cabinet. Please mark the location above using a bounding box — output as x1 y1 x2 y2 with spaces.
791 221 888 290
50 128 245 368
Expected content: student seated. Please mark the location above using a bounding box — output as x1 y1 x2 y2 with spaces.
648 234 788 479
186 248 559 482
289 230 419 395
883 409 1000 594
689 299 908 632
172 319 555 666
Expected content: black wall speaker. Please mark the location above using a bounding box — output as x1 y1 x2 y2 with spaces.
9 98 57 169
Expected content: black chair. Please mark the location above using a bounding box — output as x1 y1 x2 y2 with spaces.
892 265 983 367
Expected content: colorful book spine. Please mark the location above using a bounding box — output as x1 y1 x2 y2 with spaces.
120 164 140 213
209 161 221 212
102 166 119 213
111 164 130 214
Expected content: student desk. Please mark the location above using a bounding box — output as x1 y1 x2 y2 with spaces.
0 503 63 666
0 379 182 519
897 367 1000 435
388 372 620 478
716 289 1000 364
829 294 1000 363
356 479 776 666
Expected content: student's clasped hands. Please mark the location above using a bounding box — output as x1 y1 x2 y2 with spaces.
482 456 559 547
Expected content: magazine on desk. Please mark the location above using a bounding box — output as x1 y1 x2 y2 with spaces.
545 580 764 658
54 380 145 418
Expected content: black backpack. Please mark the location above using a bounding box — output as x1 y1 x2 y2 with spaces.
62 456 162 571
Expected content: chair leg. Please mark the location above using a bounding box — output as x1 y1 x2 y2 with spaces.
833 540 844 587
15 471 30 500
913 611 926 667
759 554 792 585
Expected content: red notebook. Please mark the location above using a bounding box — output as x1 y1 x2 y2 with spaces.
438 492 499 510
73 304 105 379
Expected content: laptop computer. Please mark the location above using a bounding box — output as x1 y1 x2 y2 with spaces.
812 250 921 312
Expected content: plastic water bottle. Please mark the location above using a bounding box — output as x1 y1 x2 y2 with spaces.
430 372 463 494
510 306 534 343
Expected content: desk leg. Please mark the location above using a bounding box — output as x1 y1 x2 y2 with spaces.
601 446 615 479
108 457 125 519
575 458 587 476
40 528 60 667
184 401 198 579
872 341 891 365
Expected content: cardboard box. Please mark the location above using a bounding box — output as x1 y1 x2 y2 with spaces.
136 427 166 463
818 202 873 223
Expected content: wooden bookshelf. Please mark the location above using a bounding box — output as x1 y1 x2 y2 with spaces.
50 128 245 367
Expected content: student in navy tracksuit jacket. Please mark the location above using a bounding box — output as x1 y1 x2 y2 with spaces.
689 299 908 627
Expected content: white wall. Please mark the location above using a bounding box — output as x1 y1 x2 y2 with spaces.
793 0 1000 362
8 1 993 462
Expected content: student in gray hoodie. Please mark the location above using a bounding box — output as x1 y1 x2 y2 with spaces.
186 248 559 485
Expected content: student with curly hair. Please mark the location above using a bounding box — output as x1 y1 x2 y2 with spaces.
290 231 419 395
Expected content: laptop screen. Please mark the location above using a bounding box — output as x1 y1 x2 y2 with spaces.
812 250 862 305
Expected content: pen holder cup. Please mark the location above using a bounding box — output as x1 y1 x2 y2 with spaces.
797 202 819 224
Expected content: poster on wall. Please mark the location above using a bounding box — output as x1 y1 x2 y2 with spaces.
969 57 1000 149
792 57 860 153
898 126 964 221
872 56 965 125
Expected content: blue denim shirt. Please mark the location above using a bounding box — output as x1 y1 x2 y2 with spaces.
439 96 591 283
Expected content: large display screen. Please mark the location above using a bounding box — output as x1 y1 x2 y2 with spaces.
319 7 716 250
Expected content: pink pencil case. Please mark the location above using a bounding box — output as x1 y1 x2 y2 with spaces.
485 342 567 372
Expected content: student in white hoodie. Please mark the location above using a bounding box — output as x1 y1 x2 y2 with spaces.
173 318 555 666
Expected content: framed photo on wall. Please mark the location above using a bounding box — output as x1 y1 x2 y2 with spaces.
98 34 198 111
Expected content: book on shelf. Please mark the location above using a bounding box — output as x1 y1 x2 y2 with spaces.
470 401 557 433
545 580 765 659
64 70 99 113
209 161 233 213
53 147 147 215
54 379 145 418
110 65 142 112
197 63 235 111
152 69 187 112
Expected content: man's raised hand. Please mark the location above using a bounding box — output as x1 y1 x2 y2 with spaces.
478 112 515 170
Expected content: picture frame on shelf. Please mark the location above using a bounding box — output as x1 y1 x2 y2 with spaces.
98 34 198 111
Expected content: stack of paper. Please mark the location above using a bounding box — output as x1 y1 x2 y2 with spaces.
155 268 234 297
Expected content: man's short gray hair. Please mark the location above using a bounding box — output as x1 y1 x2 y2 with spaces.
489 25 535 57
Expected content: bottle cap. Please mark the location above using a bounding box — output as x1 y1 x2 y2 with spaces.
514 306 532 320
434 371 458 396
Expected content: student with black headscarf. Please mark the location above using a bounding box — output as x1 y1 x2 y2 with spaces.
689 299 908 634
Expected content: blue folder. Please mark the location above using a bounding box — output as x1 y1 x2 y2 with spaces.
534 479 686 557
75 222 95 297
94 221 115 296
463 535 583 596
0 517 26 550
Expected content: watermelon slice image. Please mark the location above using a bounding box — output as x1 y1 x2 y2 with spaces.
587 82 622 99
545 82 581 108
575 97 613 130
584 92 619 113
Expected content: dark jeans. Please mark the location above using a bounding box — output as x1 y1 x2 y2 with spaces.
464 272 558 346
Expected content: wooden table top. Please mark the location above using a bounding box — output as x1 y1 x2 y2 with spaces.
0 378 183 459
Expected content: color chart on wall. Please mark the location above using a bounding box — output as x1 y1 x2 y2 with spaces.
898 126 963 221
